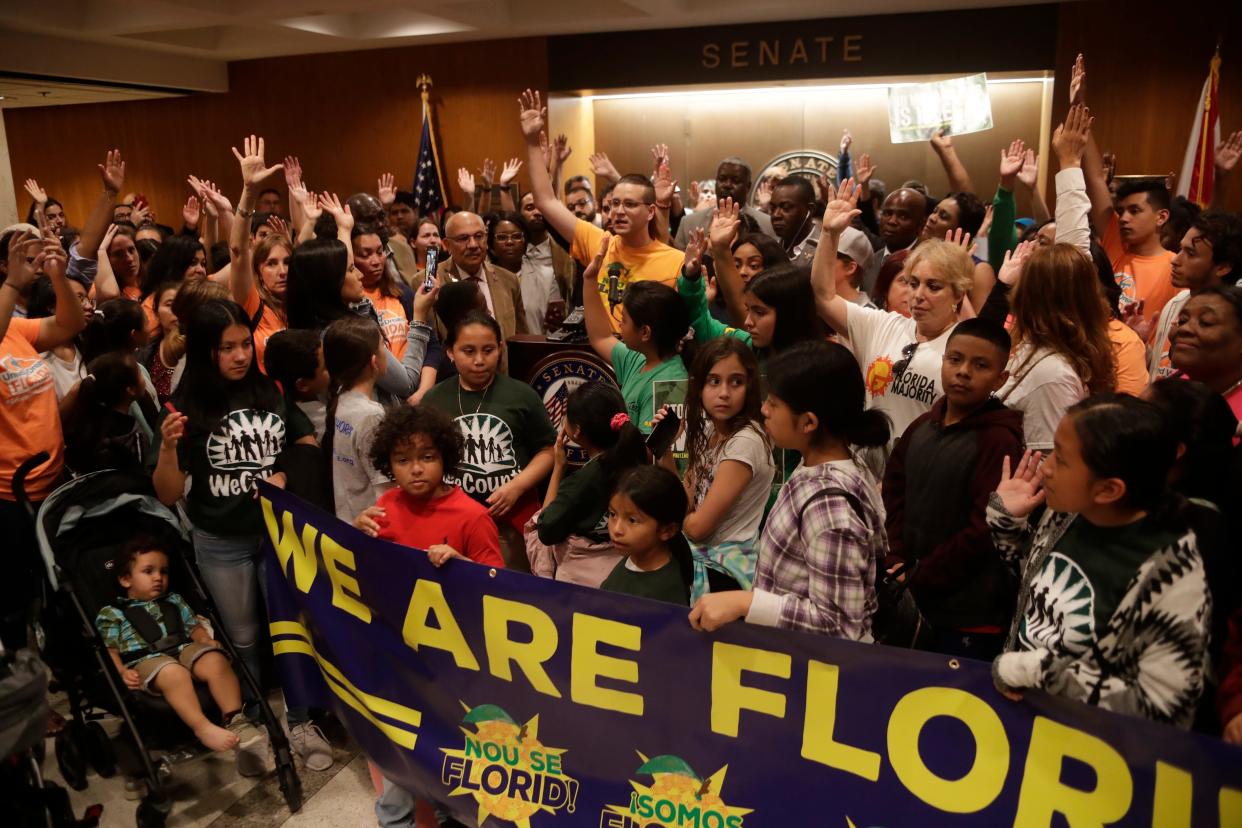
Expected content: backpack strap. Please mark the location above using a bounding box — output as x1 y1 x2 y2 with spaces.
117 598 191 666
798 487 865 528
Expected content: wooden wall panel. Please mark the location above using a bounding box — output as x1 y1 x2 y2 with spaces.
4 37 548 228
1052 1 1242 212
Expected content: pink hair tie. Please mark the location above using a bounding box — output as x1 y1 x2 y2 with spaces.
610 413 631 431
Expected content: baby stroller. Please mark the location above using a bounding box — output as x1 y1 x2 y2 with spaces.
19 460 302 827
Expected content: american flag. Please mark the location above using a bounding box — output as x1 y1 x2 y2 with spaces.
544 382 571 427
411 103 447 218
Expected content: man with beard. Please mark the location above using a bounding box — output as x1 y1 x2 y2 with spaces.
566 186 601 227
674 156 775 250
519 192 576 324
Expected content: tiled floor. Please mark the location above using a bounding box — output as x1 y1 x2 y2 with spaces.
40 694 383 827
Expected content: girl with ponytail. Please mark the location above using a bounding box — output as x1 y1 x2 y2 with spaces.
531 383 647 587
63 352 148 474
322 315 392 521
689 340 890 639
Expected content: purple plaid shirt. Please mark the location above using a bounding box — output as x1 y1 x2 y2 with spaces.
749 459 885 639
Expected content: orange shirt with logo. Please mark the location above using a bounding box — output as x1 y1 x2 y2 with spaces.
1103 216 1177 325
0 319 64 500
364 288 411 360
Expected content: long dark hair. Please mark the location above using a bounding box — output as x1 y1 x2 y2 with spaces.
622 281 689 360
613 465 691 601
564 383 646 490
141 235 205 297
64 352 146 473
730 233 786 271
322 315 383 509
286 238 350 330
745 263 828 353
766 341 890 449
447 309 502 348
684 337 767 475
171 299 281 424
1067 394 1177 512
80 298 146 362
1145 379 1237 507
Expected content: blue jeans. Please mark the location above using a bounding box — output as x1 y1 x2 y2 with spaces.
192 529 267 706
377 776 460 827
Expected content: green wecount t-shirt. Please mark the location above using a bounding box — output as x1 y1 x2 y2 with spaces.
422 374 557 504
610 342 688 435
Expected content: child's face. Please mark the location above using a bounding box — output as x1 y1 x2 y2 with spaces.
120 550 170 601
607 492 674 557
617 306 647 352
216 323 254 381
942 334 1009 411
742 293 775 348
390 435 444 498
1042 416 1102 514
701 353 748 424
449 324 501 390
760 393 806 451
296 344 331 399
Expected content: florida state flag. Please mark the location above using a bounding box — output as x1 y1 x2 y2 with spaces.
1177 49 1222 207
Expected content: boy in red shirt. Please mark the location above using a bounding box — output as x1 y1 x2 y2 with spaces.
354 405 503 568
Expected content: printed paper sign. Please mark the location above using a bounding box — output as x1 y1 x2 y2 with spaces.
888 73 993 143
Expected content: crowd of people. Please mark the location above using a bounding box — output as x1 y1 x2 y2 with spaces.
3 51 1242 823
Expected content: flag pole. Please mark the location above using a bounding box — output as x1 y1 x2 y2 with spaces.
417 73 433 119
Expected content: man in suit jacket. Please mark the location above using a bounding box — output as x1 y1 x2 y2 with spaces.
440 211 527 373
673 156 777 250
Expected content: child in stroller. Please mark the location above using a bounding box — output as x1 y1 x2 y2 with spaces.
96 534 266 772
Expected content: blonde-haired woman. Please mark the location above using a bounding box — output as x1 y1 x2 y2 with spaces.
996 240 1116 450
812 180 974 459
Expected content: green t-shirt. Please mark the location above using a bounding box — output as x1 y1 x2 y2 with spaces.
610 341 688 435
536 458 610 545
601 557 690 606
421 374 557 504
1018 515 1179 655
155 393 313 537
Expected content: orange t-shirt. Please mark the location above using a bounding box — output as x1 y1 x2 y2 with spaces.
1103 216 1177 325
364 288 410 360
1107 319 1148 396
242 287 287 373
0 318 63 500
140 293 161 338
570 219 682 332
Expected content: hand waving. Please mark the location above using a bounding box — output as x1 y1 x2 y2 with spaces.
23 178 47 205
1052 104 1093 170
995 451 1046 518
457 167 475 197
1217 130 1242 174
855 152 877 191
182 195 201 229
99 149 125 195
589 152 619 181
822 178 862 235
944 227 977 257
583 233 612 286
998 239 1037 286
1017 149 1039 189
709 197 741 250
1069 53 1086 105
554 134 572 165
478 158 496 188
517 89 547 141
499 157 523 186
683 228 707 278
653 160 676 206
317 192 353 233
231 135 283 187
377 172 397 207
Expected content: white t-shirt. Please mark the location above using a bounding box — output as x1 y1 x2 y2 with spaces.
690 422 776 546
330 390 393 523
999 344 1085 451
42 348 85 401
845 303 953 451
519 238 562 335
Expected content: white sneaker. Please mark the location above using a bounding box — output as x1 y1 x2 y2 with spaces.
288 721 333 772
227 716 271 777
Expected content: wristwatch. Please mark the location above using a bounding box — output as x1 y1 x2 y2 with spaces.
236 207 254 219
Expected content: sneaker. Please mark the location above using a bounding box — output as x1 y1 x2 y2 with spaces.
227 716 271 777
288 721 333 772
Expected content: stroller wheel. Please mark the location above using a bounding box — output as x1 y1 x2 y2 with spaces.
277 761 303 813
83 722 117 778
135 794 171 828
54 729 89 791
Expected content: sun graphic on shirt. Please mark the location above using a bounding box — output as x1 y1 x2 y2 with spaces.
865 356 896 397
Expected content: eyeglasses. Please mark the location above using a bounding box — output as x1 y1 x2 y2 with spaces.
447 232 487 245
605 199 652 211
892 341 919 378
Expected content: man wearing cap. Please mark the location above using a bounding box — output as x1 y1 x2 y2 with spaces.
835 227 878 311
673 156 776 250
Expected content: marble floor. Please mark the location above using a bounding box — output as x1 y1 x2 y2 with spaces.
38 692 427 827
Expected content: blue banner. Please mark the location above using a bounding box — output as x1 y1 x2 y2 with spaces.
258 483 1242 827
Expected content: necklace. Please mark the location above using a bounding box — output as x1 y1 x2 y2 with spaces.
458 378 493 417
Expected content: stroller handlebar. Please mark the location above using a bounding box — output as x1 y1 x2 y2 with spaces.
13 452 51 516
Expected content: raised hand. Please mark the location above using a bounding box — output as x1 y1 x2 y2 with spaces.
478 158 496 188
554 134 572 165
998 238 1037 286
978 204 994 238
687 180 702 210
1052 104 1093 170
683 228 707 278
653 160 676 206
377 172 397 207
1102 151 1117 184
995 451 1047 518
23 178 47 205
517 89 547 140
182 195 201 229
854 152 877 189
650 143 670 173
265 214 290 238
131 202 151 227
283 156 304 190
822 178 862 235
318 192 353 233
999 139 1026 185
583 233 612 286
1017 149 1039 189
589 151 619 181
99 149 125 194
538 131 552 173
709 197 741 250
944 227 977 256
755 178 774 210
1217 130 1242 174
4 232 43 291
1069 53 1086 106
189 175 232 216
930 128 953 152
840 128 853 155
40 234 67 281
499 157 523 186
231 135 283 187
456 167 475 197
301 191 323 223
99 223 120 256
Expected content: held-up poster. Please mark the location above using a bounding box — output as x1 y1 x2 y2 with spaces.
888 73 994 144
